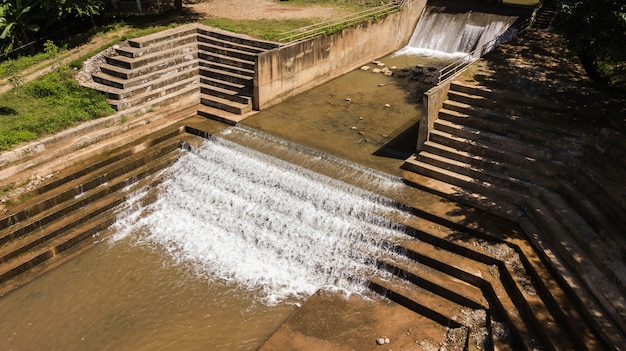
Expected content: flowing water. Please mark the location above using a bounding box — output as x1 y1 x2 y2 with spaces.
0 28 494 350
111 134 410 305
0 124 419 350
396 6 517 57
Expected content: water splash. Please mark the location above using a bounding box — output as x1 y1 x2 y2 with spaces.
113 135 410 305
396 7 517 57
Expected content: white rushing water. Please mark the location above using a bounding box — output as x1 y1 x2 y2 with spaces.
394 8 517 58
112 135 410 305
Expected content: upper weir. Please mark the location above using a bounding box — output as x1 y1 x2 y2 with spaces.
402 7 517 55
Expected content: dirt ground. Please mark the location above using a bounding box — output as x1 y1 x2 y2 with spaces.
185 0 349 20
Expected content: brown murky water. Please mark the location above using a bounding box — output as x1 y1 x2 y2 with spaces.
0 53 457 350
0 234 297 350
243 54 455 176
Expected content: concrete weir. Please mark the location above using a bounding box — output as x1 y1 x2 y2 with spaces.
1 0 625 350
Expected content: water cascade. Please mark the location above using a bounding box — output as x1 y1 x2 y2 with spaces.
113 133 410 305
396 6 517 57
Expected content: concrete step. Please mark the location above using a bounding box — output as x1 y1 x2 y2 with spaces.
578 160 626 211
198 51 255 71
417 151 542 196
556 179 626 263
200 76 249 95
199 59 254 78
391 230 547 350
422 141 558 188
564 171 626 247
116 33 198 58
0 136 183 246
198 42 256 63
197 27 279 51
433 119 572 165
0 204 117 286
98 66 200 101
447 90 497 110
197 33 266 54
0 188 125 267
399 194 606 350
100 52 198 80
401 165 523 221
127 24 199 48
519 216 626 349
404 226 581 350
200 83 251 105
449 81 558 112
199 66 253 88
0 153 178 287
438 105 586 153
110 76 199 111
428 130 567 176
196 105 252 126
526 200 626 335
200 95 251 115
402 156 526 209
583 145 626 196
105 43 197 70
93 59 199 90
448 81 580 119
442 98 588 141
367 273 468 329
449 81 495 96
376 253 487 310
539 190 626 293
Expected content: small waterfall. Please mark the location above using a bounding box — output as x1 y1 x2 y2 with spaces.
395 7 517 57
113 134 410 305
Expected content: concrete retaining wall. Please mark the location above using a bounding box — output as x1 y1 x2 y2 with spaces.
254 0 427 110
417 79 454 151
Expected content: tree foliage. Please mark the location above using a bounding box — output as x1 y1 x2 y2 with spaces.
0 0 107 55
39 0 106 21
556 0 626 86
0 0 41 53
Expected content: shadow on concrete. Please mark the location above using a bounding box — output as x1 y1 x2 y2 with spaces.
471 28 626 133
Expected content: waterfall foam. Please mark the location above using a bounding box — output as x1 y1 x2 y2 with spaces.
113 134 410 305
394 7 517 57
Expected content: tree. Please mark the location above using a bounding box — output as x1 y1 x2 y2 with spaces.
0 0 41 53
556 0 626 85
39 0 106 22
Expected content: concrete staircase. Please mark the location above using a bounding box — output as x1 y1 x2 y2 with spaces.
0 123 200 295
533 0 559 29
84 24 279 125
402 80 626 348
364 208 602 350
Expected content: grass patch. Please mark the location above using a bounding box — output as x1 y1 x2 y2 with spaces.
0 52 55 79
199 18 318 41
0 66 114 151
281 0 376 9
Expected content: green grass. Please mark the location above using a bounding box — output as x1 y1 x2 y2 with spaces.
199 18 318 41
0 66 114 151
